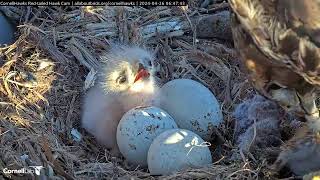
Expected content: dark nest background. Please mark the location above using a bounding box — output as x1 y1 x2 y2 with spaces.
0 3 305 180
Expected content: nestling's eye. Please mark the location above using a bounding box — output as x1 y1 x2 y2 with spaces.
116 75 127 84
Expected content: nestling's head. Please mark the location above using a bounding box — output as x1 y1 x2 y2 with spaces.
99 45 159 96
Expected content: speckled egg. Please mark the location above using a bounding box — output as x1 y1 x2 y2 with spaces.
158 79 223 140
147 129 212 175
116 106 178 167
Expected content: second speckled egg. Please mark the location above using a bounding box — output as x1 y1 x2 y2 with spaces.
116 106 178 167
158 79 223 141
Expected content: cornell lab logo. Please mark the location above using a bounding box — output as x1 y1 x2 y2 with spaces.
3 166 44 176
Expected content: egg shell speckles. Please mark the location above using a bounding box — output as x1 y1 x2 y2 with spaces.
116 106 178 167
158 79 223 140
147 129 212 175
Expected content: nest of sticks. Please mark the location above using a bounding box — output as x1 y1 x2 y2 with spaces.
0 3 308 179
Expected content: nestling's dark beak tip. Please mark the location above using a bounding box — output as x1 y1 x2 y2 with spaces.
138 63 145 71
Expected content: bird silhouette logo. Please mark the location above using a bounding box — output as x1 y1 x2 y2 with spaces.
29 166 44 175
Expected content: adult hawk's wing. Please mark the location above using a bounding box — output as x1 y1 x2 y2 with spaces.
230 0 320 116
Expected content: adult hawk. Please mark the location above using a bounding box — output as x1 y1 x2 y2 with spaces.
229 0 320 175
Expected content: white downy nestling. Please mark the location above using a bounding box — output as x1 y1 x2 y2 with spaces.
81 45 160 155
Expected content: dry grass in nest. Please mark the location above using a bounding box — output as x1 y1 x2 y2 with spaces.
0 4 285 180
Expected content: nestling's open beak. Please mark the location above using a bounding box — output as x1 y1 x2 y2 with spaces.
134 64 150 83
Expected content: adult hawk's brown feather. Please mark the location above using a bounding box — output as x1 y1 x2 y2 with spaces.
229 0 320 175
230 0 320 117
